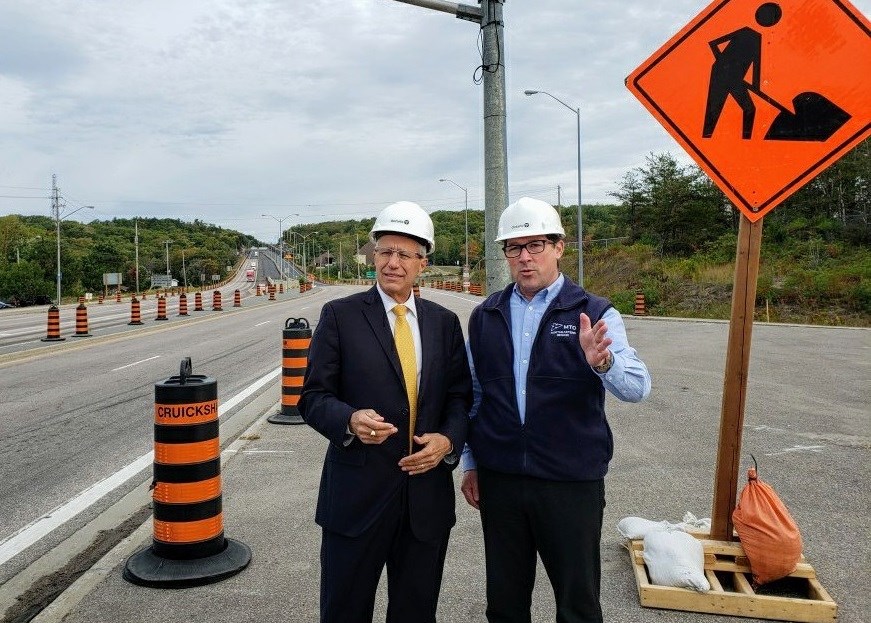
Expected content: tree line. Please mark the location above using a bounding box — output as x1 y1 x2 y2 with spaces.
1 139 866 312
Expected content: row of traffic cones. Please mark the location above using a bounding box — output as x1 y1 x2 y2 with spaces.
41 289 247 341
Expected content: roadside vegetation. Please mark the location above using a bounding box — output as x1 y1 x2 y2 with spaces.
1 139 867 326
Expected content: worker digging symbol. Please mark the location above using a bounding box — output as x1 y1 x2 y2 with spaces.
702 2 851 142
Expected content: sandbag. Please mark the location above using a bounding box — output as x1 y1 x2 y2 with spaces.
732 465 803 586
642 529 710 592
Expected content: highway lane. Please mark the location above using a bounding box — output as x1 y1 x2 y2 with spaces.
0 267 264 354
0 282 341 585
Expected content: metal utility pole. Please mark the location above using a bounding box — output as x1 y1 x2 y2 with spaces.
164 240 173 276
182 249 188 288
524 89 583 287
52 175 94 305
391 0 509 294
134 219 140 295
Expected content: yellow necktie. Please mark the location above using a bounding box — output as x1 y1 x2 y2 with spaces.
393 304 417 452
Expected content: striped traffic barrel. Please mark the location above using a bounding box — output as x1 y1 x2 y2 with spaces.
233 289 241 307
72 303 92 337
212 290 223 311
194 291 204 311
41 306 65 342
155 295 169 321
129 297 143 325
268 317 311 425
123 358 250 587
633 290 647 316
178 293 189 316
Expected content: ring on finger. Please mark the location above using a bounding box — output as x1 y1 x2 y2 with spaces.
370 429 377 437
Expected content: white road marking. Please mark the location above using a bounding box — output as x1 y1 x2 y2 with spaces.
0 366 281 566
254 321 271 327
765 445 826 456
111 355 161 371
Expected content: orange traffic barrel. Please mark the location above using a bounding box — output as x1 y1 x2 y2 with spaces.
634 290 647 316
98 294 104 304
178 293 189 316
129 297 144 325
123 358 250 587
413 284 420 298
72 303 92 337
233 289 241 308
278 283 284 294
142 292 147 300
41 306 65 342
116 291 122 303
78 295 85 305
268 317 311 425
155 295 169 321
194 291 204 312
268 285 275 301
212 290 223 311
255 284 262 296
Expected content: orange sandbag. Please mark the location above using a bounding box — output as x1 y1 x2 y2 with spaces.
732 464 803 586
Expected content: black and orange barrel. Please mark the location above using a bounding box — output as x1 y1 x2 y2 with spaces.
634 290 647 316
194 291 204 312
116 290 122 303
98 294 104 304
268 284 276 301
233 289 241 307
123 358 250 587
129 296 143 325
212 290 223 311
155 295 169 321
41 306 65 342
268 317 311 425
278 282 284 294
178 292 189 316
72 303 91 337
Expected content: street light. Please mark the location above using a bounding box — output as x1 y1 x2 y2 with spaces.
294 231 319 281
54 204 94 305
524 89 584 287
262 213 299 281
439 178 469 280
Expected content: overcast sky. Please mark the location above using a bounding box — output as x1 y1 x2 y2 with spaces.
1 0 868 243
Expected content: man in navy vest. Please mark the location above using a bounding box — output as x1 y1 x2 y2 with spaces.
461 197 651 623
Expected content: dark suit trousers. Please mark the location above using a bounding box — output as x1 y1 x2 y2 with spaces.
320 484 450 623
478 468 605 623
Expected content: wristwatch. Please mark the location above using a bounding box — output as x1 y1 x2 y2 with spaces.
593 350 613 374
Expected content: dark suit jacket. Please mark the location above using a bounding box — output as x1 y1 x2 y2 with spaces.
299 287 471 541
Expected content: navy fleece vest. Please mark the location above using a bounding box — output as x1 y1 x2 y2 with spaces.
468 279 613 481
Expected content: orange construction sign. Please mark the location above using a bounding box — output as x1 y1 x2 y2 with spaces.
626 0 871 221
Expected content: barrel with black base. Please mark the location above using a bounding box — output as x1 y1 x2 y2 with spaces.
124 358 251 587
268 317 311 425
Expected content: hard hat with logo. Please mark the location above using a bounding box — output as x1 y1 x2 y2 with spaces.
369 201 435 255
495 197 565 242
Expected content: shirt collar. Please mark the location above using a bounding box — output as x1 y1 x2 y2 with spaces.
512 272 565 305
376 283 417 317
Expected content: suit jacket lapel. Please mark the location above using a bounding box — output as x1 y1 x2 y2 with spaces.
417 301 435 405
361 287 405 385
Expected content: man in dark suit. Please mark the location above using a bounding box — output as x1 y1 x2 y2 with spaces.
300 201 472 623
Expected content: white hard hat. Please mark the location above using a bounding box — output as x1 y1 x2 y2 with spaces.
369 201 435 255
495 197 565 242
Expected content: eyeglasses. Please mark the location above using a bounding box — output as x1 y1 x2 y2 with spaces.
502 239 555 258
374 247 424 262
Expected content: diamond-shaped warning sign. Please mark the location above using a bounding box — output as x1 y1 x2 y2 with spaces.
627 0 871 221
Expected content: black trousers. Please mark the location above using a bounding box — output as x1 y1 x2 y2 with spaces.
319 485 450 623
478 468 605 623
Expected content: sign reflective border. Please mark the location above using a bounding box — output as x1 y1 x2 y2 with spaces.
626 0 871 221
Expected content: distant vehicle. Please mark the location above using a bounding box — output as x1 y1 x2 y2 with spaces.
254 250 258 257
245 269 255 282
250 262 256 268
0 300 12 309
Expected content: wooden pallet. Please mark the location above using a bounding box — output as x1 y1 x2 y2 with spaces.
629 536 837 622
